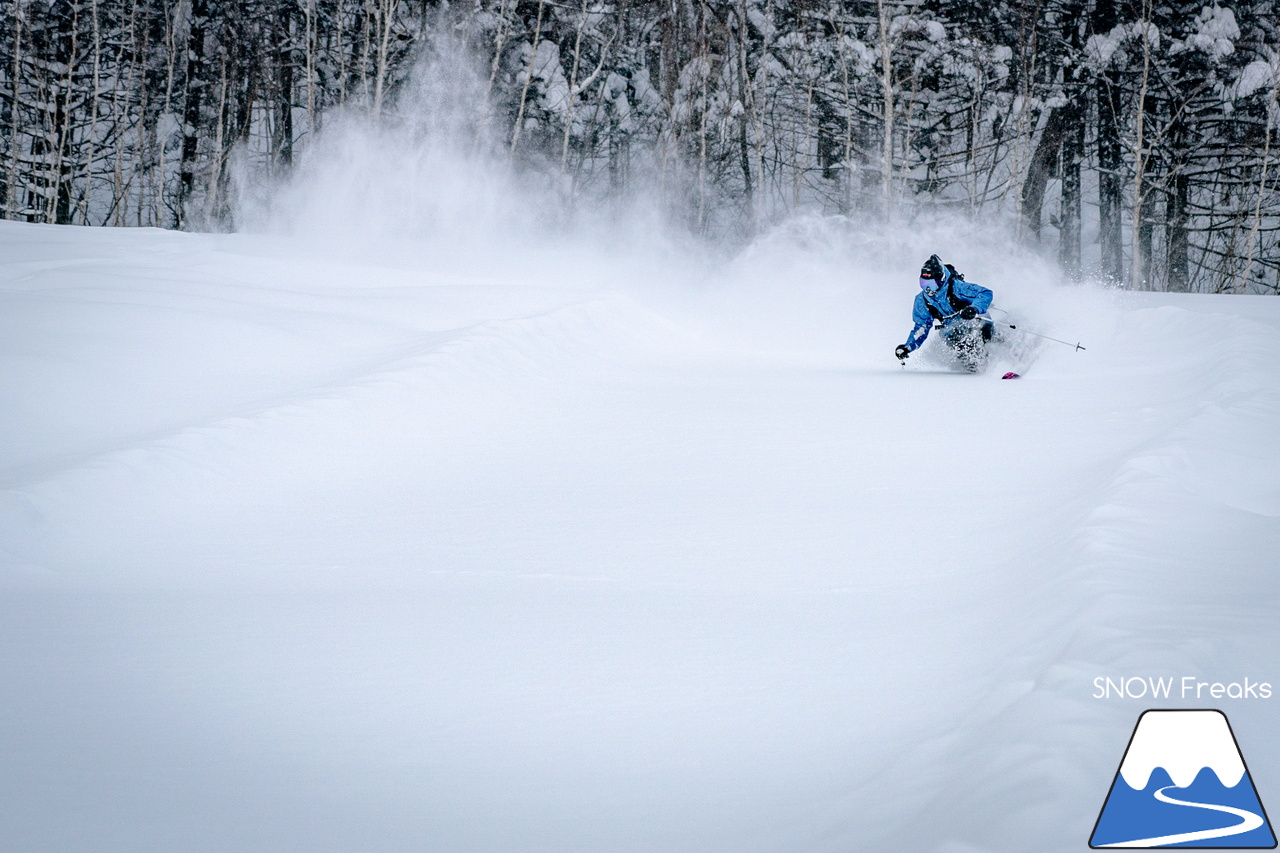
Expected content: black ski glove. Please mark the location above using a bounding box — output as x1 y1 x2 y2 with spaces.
960 306 978 320
895 344 910 361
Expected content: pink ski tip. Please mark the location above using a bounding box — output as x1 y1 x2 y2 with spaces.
1002 372 1021 379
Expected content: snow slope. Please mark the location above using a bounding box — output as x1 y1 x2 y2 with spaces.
1 219 1278 853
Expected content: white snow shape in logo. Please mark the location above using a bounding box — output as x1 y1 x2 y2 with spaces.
1118 710 1245 789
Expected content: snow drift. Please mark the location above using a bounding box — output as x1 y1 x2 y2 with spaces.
2 213 1279 853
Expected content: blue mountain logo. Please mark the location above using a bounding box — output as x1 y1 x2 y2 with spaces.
1091 710 1276 848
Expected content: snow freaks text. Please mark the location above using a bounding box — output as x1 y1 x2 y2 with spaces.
1093 677 1274 701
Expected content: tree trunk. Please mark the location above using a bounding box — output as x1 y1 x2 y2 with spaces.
876 0 894 219
1166 121 1190 292
1092 0 1123 282
509 0 546 156
736 0 753 222
6 5 23 220
373 0 399 119
1021 102 1076 243
177 0 209 228
1096 78 1123 283
79 0 102 225
1059 107 1083 276
559 0 589 176
51 0 80 225
1129 2 1154 289
277 7 294 167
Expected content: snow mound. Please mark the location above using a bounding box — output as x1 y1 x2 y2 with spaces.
2 220 1279 853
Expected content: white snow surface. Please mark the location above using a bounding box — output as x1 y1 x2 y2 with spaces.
2 219 1279 853
1119 710 1246 789
1234 59 1277 100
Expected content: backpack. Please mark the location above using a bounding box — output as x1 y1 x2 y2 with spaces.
923 277 971 321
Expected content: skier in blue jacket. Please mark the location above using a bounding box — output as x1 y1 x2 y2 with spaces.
895 254 995 371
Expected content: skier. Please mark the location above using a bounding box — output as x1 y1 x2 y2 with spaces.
894 254 995 372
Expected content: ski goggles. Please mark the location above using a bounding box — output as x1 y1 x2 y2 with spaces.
919 277 937 289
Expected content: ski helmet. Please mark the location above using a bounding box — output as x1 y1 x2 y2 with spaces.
920 254 945 281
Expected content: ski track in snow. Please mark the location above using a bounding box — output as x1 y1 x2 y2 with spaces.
1 221 1279 853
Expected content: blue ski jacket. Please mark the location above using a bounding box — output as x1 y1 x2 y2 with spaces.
903 272 993 352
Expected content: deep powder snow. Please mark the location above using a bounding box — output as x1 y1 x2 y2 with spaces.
1 219 1278 853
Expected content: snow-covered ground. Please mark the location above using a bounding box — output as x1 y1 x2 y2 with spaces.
1 218 1278 853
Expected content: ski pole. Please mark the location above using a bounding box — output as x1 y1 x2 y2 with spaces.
987 318 1086 351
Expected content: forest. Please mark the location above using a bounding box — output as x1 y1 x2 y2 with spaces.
1 0 1278 292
